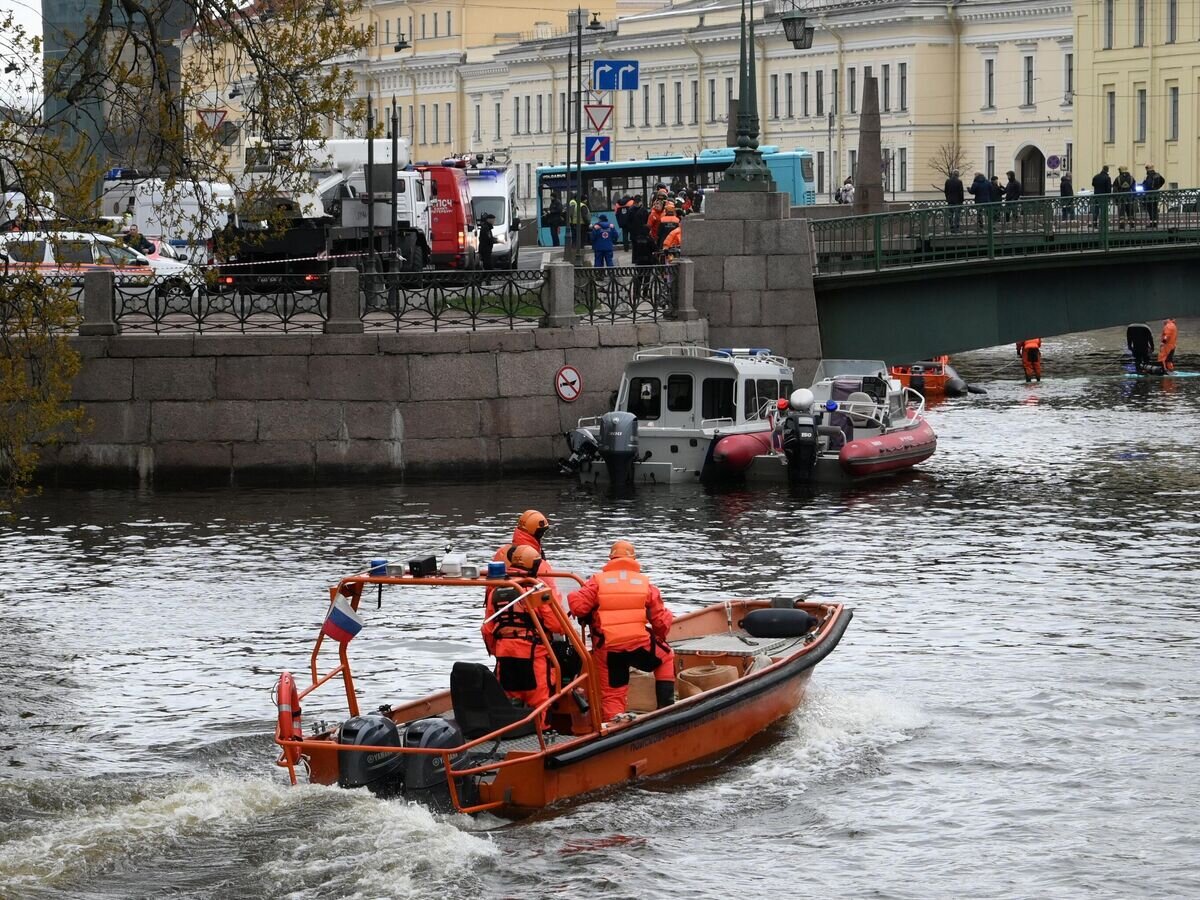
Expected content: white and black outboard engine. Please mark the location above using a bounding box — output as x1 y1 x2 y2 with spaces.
560 427 600 474
598 411 639 484
780 388 819 479
337 714 406 798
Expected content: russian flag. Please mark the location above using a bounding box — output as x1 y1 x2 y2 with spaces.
322 596 364 643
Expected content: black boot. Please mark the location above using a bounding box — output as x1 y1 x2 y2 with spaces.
655 680 675 709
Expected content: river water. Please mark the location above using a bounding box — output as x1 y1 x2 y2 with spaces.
1 324 1198 900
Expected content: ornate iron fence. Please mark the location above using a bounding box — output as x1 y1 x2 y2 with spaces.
114 274 328 333
573 264 678 323
812 189 1200 276
361 269 547 331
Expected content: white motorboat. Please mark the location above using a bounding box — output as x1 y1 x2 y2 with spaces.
561 346 795 485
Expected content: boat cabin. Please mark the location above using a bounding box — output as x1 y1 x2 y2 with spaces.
615 346 795 430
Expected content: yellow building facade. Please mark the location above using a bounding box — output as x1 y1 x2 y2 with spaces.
1075 0 1197 188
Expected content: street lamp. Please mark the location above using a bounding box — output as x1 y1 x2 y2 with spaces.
780 3 815 50
721 0 773 191
393 32 410 52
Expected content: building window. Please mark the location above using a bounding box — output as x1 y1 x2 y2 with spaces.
536 95 543 133
848 67 856 114
433 12 438 37
1167 0 1178 43
849 149 857 178
494 103 500 140
770 73 779 118
626 91 634 127
1169 85 1179 140
473 103 480 141
899 63 907 110
420 104 427 144
445 103 451 144
1064 53 1073 103
432 103 439 143
420 14 426 38
985 144 995 179
408 15 413 43
690 80 698 124
561 92 568 132
446 11 451 36
1065 143 1072 175
1136 87 1147 142
984 58 995 109
785 72 793 117
831 68 838 114
899 147 907 192
1023 56 1035 106
726 77 734 119
802 72 810 117
882 65 890 111
658 82 666 126
817 150 825 195
815 70 824 116
642 85 650 126
707 78 715 122
674 81 683 125
1135 0 1145 46
1105 90 1115 142
1103 0 1113 49
385 19 390 43
513 97 519 136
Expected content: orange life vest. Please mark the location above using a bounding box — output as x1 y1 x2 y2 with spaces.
595 557 651 650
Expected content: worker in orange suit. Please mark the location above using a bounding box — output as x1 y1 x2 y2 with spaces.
568 541 675 721
1159 318 1178 372
482 545 564 717
509 509 550 559
1017 337 1043 383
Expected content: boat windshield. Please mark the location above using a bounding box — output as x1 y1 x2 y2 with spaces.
811 359 889 382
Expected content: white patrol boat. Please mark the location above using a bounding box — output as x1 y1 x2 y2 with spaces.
561 346 795 485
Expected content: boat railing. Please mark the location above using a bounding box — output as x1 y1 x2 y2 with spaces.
826 388 925 431
634 345 790 368
699 416 736 428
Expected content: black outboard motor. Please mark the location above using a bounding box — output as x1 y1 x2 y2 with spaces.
560 427 600 474
403 717 474 811
598 411 639 484
781 411 819 479
338 714 406 798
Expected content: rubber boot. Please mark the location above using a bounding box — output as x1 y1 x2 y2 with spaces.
655 680 675 709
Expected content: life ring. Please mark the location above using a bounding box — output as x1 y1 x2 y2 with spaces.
276 671 303 765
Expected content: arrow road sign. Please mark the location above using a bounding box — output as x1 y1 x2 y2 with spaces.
585 135 612 163
592 59 639 91
584 104 613 131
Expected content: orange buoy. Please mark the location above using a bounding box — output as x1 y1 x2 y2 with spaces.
276 672 303 765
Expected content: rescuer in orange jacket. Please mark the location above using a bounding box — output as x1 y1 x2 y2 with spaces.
1017 337 1043 382
1159 318 1178 372
510 509 550 558
482 544 564 716
567 540 675 721
661 225 681 253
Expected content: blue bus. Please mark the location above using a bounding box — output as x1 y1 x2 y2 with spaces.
535 146 816 246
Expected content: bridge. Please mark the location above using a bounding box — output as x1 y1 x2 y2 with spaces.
808 190 1200 362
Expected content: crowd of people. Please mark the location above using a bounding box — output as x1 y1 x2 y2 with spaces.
482 509 676 723
542 182 698 267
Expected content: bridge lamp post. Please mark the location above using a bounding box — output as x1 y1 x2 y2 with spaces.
721 0 774 192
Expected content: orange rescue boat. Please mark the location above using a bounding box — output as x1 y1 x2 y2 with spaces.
273 566 852 817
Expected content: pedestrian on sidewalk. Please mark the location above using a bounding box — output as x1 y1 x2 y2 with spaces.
591 214 615 268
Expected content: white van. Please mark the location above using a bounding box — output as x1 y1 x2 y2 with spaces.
465 167 520 268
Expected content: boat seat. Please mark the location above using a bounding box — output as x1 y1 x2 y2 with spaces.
845 391 876 427
449 662 537 741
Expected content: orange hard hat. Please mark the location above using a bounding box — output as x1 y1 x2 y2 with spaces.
509 544 543 574
517 509 549 537
664 202 676 214
609 540 637 560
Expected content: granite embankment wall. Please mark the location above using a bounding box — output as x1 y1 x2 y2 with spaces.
44 321 707 485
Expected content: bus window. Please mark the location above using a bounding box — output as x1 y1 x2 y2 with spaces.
801 156 814 183
702 378 735 421
587 178 607 214
628 376 661 420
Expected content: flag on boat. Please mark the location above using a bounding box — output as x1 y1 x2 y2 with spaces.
322 596 363 643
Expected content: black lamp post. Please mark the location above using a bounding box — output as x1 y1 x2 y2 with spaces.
721 0 774 191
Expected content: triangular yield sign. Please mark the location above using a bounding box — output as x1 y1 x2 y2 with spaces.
584 104 613 132
197 108 227 130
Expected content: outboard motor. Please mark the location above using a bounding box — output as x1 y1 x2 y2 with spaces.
560 427 599 474
338 714 406 798
781 388 819 479
598 411 639 484
403 717 474 811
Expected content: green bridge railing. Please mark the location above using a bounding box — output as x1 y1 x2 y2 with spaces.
811 188 1200 276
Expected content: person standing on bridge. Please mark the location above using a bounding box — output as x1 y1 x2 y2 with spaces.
1114 167 1137 229
1159 318 1178 373
1091 165 1111 227
944 170 964 232
1142 164 1165 227
1003 171 1022 222
1059 172 1075 222
968 172 990 228
1017 338 1043 383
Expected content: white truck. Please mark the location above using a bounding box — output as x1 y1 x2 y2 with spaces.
465 165 521 268
100 171 236 264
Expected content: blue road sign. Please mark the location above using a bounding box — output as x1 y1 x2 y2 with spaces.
585 135 612 163
592 59 639 91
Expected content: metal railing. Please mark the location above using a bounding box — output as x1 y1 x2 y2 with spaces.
361 268 547 331
115 273 328 333
812 189 1200 276
573 264 678 323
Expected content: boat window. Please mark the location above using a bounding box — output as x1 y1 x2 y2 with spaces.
701 377 735 421
666 374 693 411
743 379 779 420
781 380 793 399
627 376 661 420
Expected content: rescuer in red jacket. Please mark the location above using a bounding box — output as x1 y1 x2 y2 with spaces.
482 544 564 716
568 540 675 721
1017 337 1043 382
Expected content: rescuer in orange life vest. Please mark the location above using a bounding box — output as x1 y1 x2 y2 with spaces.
1017 337 1043 383
568 540 676 721
481 544 564 715
510 509 550 558
1159 318 1178 372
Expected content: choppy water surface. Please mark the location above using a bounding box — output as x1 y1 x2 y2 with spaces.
1 325 1199 899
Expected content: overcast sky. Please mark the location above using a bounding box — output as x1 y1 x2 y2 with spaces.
1 0 41 110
